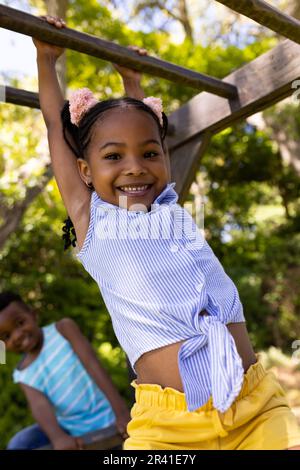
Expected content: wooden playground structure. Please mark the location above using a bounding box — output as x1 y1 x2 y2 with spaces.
1 0 300 449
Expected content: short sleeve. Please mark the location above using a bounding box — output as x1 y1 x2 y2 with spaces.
13 368 45 392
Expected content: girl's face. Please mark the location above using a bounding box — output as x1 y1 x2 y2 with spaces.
77 107 170 211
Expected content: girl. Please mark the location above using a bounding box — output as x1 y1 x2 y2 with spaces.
32 15 300 450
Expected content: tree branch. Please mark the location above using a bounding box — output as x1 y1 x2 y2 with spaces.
0 165 53 250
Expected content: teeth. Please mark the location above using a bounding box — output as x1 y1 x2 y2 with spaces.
119 185 149 192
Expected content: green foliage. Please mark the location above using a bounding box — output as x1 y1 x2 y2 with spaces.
0 354 32 449
200 121 300 352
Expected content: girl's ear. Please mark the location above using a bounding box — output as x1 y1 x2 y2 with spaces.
77 158 93 187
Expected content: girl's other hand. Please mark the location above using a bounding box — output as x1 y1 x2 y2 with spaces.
52 433 84 450
32 15 66 59
113 45 148 83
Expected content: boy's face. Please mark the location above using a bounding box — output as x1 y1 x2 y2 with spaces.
0 301 42 354
77 107 170 211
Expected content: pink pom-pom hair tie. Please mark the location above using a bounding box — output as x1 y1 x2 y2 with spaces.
69 88 98 126
142 97 164 126
69 88 164 128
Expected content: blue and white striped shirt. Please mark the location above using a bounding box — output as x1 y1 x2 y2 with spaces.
13 323 115 436
77 182 245 413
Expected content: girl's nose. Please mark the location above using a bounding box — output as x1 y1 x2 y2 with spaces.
123 159 147 176
12 329 24 346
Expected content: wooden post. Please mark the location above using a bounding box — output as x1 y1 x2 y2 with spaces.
0 4 237 98
170 134 211 202
216 0 300 44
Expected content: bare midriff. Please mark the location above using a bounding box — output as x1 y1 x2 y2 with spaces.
134 311 257 392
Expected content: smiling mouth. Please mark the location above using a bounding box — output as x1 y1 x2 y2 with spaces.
116 184 153 195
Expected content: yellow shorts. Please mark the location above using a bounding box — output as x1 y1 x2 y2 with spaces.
124 359 300 450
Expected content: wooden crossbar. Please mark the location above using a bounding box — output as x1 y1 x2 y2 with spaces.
4 87 40 109
167 39 300 150
216 0 300 45
0 4 237 98
2 86 176 135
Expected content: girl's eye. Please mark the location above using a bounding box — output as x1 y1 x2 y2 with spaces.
17 319 24 326
104 154 120 160
144 151 158 158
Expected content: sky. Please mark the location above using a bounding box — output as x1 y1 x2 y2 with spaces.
0 27 37 78
0 0 38 79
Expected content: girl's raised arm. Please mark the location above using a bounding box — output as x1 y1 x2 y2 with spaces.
33 16 90 249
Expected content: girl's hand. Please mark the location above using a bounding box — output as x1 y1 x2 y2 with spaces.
52 433 84 450
113 45 148 83
32 15 66 59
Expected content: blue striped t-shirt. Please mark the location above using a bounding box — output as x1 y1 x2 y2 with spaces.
13 323 115 436
76 182 246 413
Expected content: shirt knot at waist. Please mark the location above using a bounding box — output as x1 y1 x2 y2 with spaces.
178 315 245 413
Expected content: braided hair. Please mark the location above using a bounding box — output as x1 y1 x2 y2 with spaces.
60 97 169 250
